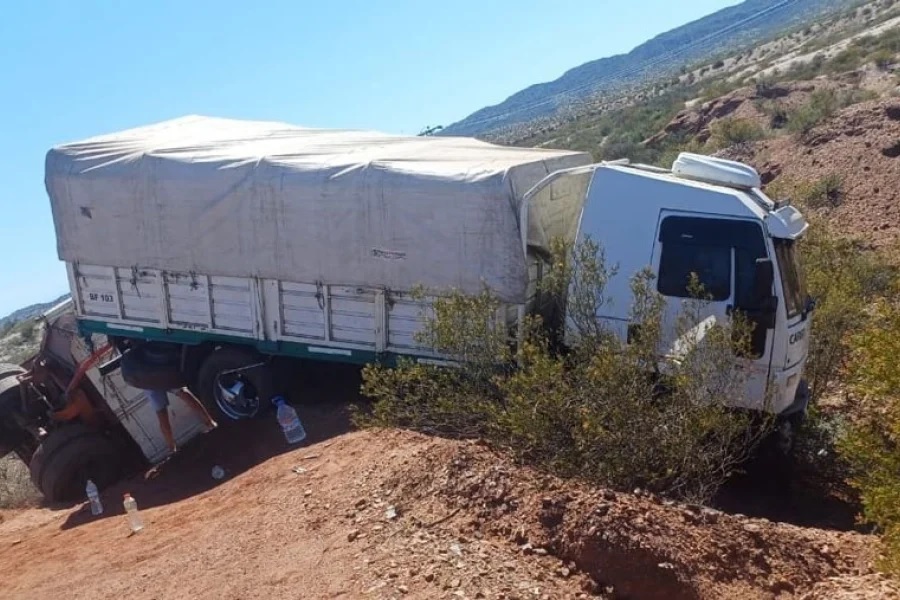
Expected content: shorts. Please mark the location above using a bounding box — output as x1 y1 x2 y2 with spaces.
146 389 171 412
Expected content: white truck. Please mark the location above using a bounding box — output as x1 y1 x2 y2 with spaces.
0 115 812 501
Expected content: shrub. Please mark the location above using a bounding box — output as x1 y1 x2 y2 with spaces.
757 100 790 130
786 89 876 135
828 47 866 74
360 239 770 503
16 320 37 342
873 49 895 70
0 456 40 509
794 219 897 403
709 117 768 148
787 90 841 134
840 299 900 576
803 174 845 209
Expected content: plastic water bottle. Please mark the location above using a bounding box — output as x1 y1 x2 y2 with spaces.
123 493 144 533
273 396 306 444
85 479 103 516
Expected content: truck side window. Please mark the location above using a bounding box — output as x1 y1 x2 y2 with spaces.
657 243 731 301
657 216 767 303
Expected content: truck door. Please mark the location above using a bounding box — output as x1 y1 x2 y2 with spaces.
651 214 775 409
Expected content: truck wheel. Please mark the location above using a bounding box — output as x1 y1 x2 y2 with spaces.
120 346 187 390
0 363 25 380
195 347 275 420
28 424 98 489
0 376 27 458
37 434 121 503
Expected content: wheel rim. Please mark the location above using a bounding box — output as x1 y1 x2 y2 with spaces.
214 373 261 420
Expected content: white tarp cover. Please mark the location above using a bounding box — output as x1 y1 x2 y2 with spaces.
46 116 592 303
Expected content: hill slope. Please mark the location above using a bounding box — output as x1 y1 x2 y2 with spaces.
0 420 887 600
0 294 69 331
442 0 852 137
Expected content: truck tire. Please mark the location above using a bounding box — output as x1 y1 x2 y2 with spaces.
195 347 275 420
0 375 22 417
120 346 187 390
28 424 98 489
0 377 26 457
37 434 121 503
0 363 25 380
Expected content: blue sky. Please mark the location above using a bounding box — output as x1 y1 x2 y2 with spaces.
0 0 737 317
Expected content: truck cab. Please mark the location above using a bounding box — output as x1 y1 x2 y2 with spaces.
0 300 211 502
563 153 811 425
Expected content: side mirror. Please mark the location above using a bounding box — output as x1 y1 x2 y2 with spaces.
752 258 775 302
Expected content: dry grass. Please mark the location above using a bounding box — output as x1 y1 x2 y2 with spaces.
0 455 40 509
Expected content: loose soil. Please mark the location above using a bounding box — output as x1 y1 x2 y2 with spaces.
0 393 892 600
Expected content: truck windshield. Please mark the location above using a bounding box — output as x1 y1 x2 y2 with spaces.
773 238 806 319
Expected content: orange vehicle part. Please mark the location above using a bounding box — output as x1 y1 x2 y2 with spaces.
43 343 114 426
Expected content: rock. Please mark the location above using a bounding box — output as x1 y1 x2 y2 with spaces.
450 543 463 556
397 585 409 594
385 506 398 520
700 508 720 524
743 523 763 534
532 548 549 556
355 498 368 509
424 572 435 583
451 578 462 588
558 567 571 578
347 529 361 542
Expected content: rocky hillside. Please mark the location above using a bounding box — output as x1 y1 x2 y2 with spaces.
0 294 67 365
442 0 852 137
0 294 68 332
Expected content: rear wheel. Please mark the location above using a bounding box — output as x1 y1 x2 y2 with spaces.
37 433 121 503
0 376 27 458
195 347 276 420
28 424 122 501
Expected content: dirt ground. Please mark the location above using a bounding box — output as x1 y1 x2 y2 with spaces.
0 373 895 600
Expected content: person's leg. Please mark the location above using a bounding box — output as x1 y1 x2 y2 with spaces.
174 387 217 431
157 410 176 453
146 390 176 453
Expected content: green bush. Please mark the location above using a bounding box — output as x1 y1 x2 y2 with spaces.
793 219 897 403
16 320 36 342
787 90 841 134
804 174 845 209
708 117 768 148
828 47 866 73
873 49 895 70
786 89 877 135
840 298 900 576
359 239 769 503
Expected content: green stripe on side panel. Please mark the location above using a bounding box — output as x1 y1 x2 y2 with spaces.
77 320 424 367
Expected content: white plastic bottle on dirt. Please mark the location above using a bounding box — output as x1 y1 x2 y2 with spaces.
85 479 103 516
123 493 144 533
272 396 306 444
